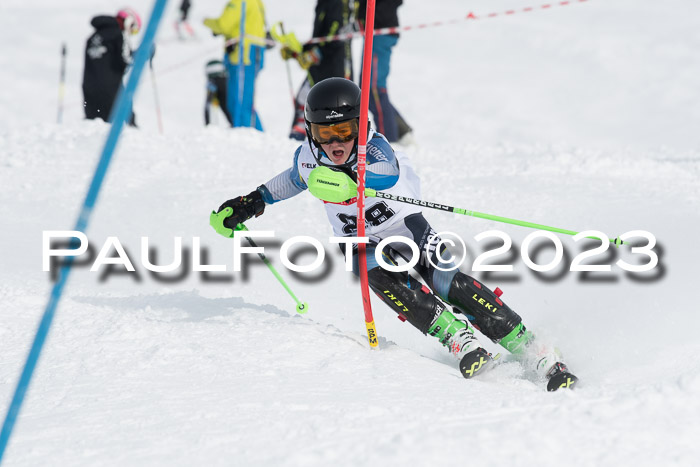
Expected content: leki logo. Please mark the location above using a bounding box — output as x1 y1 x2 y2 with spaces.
383 290 409 314
326 110 343 119
472 293 499 313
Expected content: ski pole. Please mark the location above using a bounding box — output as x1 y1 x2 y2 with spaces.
234 223 308 314
306 166 629 246
57 43 67 124
210 209 309 314
148 60 164 134
368 189 629 246
268 22 315 87
279 23 297 105
341 0 352 80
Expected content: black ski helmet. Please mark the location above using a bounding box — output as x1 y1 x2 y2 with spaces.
205 59 227 80
304 78 362 168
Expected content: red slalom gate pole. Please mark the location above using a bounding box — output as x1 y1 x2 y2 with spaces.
357 0 378 348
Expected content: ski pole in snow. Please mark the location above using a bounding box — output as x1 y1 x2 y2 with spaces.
306 166 630 246
57 43 67 124
0 0 169 461
209 211 308 314
149 60 164 134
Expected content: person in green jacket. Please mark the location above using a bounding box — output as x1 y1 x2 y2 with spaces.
204 0 267 130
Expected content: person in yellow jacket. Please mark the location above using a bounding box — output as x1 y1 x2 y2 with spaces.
204 0 267 130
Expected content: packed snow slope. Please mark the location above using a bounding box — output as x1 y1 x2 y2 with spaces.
1 0 699 466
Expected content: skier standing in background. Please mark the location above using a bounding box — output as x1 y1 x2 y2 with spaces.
209 78 577 391
204 0 267 130
175 0 196 39
279 0 355 141
82 8 141 126
204 60 233 126
357 0 413 144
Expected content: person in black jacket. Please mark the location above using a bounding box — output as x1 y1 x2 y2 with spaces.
283 0 355 140
82 8 141 125
357 0 412 143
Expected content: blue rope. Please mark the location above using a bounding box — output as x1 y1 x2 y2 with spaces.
0 0 170 461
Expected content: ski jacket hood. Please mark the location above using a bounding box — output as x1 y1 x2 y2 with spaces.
91 15 121 33
203 0 267 65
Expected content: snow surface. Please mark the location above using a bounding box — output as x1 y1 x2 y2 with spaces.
1 0 700 465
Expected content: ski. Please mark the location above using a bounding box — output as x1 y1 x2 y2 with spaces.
459 352 579 392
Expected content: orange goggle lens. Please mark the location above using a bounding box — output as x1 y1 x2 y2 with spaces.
310 120 359 144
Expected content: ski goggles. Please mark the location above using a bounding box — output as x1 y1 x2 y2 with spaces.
309 119 359 144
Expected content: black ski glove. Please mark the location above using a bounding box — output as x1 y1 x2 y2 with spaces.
217 189 265 229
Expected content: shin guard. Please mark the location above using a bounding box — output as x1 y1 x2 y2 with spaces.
367 267 446 334
368 268 491 375
447 272 525 344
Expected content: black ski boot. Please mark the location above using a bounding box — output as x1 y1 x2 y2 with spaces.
427 310 495 379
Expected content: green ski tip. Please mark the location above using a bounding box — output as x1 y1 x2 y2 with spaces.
296 302 309 314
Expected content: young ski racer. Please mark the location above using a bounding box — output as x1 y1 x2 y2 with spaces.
210 78 578 391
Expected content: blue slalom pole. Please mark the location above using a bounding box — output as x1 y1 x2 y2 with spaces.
234 1 246 127
0 0 170 461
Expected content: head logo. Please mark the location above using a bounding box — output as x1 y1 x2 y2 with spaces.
326 110 344 120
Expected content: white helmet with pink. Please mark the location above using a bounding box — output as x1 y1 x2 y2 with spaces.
116 7 142 35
